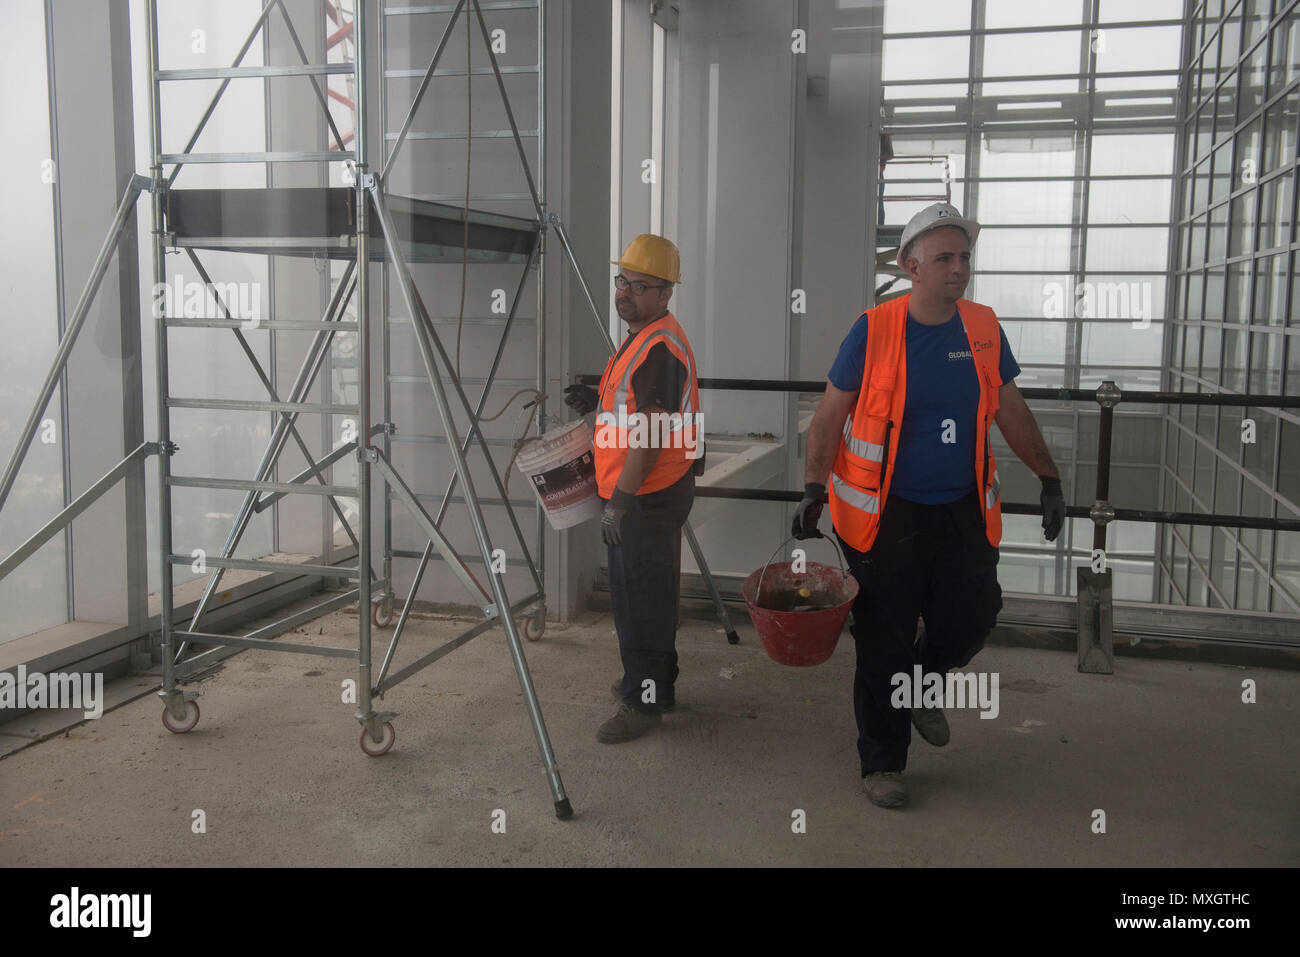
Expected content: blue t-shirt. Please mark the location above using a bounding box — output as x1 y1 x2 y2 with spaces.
827 308 1020 504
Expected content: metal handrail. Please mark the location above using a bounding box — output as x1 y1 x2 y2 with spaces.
572 374 1300 535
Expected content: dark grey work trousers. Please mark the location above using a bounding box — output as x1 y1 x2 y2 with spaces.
607 471 694 714
837 489 1002 775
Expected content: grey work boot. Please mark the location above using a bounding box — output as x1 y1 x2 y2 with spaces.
611 682 675 712
911 705 950 747
596 703 662 744
863 771 909 808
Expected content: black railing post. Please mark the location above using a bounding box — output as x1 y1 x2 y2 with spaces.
1079 380 1122 675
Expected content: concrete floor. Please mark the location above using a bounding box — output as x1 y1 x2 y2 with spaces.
2 605 1297 867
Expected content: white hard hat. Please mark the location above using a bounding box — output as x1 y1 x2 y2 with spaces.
897 202 981 268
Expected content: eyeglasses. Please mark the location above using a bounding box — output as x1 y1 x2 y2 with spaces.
614 275 671 296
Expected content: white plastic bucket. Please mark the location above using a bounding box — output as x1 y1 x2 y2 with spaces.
516 419 603 530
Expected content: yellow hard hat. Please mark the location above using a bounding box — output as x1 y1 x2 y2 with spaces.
610 233 681 283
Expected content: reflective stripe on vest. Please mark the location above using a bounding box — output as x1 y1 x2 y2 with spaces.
828 294 1004 551
986 468 1000 511
842 417 885 462
594 312 701 498
831 472 879 514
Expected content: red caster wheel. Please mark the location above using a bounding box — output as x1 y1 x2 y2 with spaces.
372 600 394 628
162 700 200 734
359 721 396 756
522 616 545 642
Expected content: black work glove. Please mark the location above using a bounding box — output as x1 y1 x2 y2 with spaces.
791 482 826 540
564 383 598 415
601 488 635 546
1039 476 1065 542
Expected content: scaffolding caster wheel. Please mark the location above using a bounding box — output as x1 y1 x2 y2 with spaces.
372 597 394 629
522 614 545 642
359 721 396 756
162 700 200 734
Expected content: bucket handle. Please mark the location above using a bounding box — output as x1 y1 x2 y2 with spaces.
756 535 850 600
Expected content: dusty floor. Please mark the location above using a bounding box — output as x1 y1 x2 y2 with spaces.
2 606 1297 867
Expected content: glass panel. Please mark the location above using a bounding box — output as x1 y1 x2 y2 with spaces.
1209 527 1237 602
1222 326 1248 390
1242 408 1277 486
1217 10 1243 70
1237 561 1268 611
0 0 65 644
1240 481 1269 553
976 227 1074 271
1225 259 1251 322
1184 274 1204 324
1209 140 1234 204
1284 9 1300 84
1201 323 1222 381
1194 101 1214 164
1228 190 1259 257
985 0 1086 28
1254 253 1287 325
883 36 969 82
1087 139 1175 184
1086 273 1167 319
1259 172 1294 250
971 273 1070 317
981 136 1078 177
1277 529 1300 608
1241 27 1270 102
1262 91 1298 175
1248 329 1285 393
1098 0 1184 22
1279 418 1300 507
1084 227 1170 271
986 31 1086 79
1187 213 1207 265
977 180 1074 224
1080 321 1164 366
884 0 971 34
1292 253 1300 326
1184 324 1202 372
1207 200 1228 260
1095 26 1183 74
998 320 1069 365
1089 179 1172 223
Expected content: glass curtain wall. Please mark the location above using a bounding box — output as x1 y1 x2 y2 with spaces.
881 0 1184 603
1163 0 1299 613
0 0 66 643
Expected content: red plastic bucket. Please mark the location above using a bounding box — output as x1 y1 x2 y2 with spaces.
742 537 859 667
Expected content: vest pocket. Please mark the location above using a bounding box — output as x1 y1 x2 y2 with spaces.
863 373 896 419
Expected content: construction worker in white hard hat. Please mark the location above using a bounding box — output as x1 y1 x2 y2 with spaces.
792 203 1066 808
564 233 701 744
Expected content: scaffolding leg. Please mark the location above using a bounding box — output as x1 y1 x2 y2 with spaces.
371 184 571 819
550 217 740 644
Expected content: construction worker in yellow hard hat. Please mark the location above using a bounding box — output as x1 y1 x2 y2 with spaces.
564 233 702 744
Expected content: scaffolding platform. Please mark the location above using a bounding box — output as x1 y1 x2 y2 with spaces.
167 187 538 263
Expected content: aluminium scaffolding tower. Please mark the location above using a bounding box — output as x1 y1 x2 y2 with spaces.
0 0 739 820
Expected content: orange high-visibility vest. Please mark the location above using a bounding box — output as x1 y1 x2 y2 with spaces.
595 312 701 497
828 294 1004 552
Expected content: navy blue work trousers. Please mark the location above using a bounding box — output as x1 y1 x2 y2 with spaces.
837 489 1002 775
607 471 694 714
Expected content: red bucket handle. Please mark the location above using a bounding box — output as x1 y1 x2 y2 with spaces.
756 535 850 600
